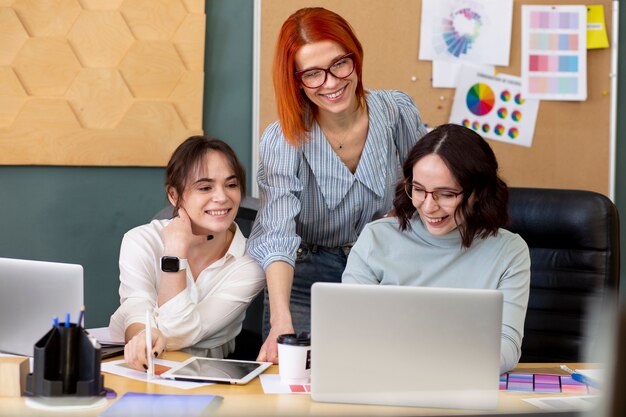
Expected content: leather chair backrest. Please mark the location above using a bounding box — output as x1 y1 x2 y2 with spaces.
507 187 620 362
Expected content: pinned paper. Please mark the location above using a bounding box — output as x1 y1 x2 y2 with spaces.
449 69 539 148
521 5 587 101
586 5 609 49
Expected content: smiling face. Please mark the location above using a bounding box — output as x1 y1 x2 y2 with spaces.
411 154 464 236
294 40 358 116
169 150 242 236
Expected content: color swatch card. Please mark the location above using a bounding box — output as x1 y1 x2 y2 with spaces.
521 5 587 101
419 0 514 66
500 373 599 395
449 68 539 148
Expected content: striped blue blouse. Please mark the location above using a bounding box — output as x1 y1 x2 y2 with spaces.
247 90 428 270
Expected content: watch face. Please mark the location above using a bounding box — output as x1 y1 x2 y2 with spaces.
161 256 179 272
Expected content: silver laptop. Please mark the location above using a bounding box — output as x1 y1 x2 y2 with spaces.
311 283 503 410
0 257 83 356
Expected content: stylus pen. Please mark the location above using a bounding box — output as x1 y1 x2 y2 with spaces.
146 309 154 380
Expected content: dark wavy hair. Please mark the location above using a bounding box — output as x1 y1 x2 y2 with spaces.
165 135 246 216
393 124 509 248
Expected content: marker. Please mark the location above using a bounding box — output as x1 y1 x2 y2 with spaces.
53 317 59 327
65 313 70 327
560 364 601 389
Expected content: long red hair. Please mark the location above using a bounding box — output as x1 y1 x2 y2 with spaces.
273 7 366 146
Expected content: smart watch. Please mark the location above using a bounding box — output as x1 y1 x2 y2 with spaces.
160 256 189 273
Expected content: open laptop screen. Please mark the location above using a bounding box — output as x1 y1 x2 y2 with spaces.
0 257 83 356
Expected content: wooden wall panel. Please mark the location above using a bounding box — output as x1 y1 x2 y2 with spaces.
0 0 205 166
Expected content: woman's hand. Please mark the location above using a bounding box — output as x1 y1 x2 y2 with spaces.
123 327 167 371
161 207 198 256
257 321 294 364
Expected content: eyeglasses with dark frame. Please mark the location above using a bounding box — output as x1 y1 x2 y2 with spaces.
404 182 463 207
294 53 355 89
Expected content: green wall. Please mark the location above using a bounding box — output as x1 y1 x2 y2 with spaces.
0 1 624 328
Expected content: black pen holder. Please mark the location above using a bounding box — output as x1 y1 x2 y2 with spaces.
24 323 106 397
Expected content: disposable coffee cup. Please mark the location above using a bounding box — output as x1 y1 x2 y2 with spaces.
277 332 311 384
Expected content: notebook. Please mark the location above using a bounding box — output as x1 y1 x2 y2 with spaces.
310 283 503 410
0 257 83 356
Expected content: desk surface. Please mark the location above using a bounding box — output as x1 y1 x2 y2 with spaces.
1 353 595 417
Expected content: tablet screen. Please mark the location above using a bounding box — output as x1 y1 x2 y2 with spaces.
161 357 272 384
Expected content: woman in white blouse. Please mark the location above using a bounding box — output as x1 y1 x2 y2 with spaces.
109 136 265 371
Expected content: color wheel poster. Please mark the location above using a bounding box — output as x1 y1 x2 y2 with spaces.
419 0 513 66
449 69 539 148
521 5 587 101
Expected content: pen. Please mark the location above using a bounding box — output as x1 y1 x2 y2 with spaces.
53 316 59 327
65 313 70 327
146 309 154 380
560 364 601 389
77 305 85 328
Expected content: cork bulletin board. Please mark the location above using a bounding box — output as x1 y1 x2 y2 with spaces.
0 0 205 166
258 0 613 196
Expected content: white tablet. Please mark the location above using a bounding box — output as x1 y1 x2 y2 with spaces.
160 357 272 385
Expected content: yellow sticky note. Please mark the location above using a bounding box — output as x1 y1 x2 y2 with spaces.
587 5 609 49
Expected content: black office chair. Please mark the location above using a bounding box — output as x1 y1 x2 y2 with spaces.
153 196 264 361
507 187 620 363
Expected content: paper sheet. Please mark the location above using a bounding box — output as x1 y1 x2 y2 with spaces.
259 374 311 394
448 69 539 147
432 61 494 88
85 327 124 345
521 5 587 100
524 395 599 411
587 5 609 49
101 359 213 390
419 0 514 66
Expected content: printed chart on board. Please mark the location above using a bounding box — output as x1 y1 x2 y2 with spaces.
449 69 539 148
521 5 587 101
419 0 513 66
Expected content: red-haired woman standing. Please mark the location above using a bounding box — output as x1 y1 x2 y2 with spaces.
247 7 427 363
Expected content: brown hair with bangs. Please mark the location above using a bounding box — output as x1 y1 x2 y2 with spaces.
165 135 246 216
273 7 366 146
393 124 509 248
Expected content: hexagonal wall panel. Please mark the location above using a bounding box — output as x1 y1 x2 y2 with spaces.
1 1 205 166
13 0 82 37
173 13 206 71
13 38 81 96
182 0 204 13
68 11 135 67
119 41 186 98
0 8 29 66
120 0 187 40
66 69 133 129
169 72 203 130
78 0 125 10
12 98 81 128
0 68 28 128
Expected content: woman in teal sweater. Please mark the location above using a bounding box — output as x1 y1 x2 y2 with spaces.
342 124 530 374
